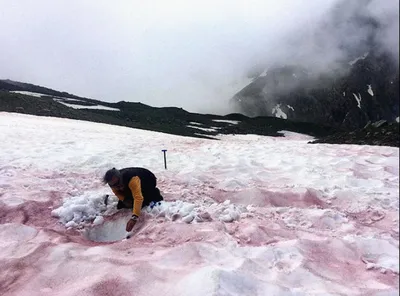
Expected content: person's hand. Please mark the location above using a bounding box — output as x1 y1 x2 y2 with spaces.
126 215 138 232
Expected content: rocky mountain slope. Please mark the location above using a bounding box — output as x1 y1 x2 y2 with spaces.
230 0 399 130
231 51 399 130
0 79 398 147
0 80 337 140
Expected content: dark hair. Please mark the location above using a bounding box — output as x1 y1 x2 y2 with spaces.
102 167 121 184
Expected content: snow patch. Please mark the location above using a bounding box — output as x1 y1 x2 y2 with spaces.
352 93 362 109
55 100 120 111
272 104 287 119
10 90 44 97
260 68 268 77
194 132 215 137
11 90 84 102
367 84 374 96
349 52 369 65
212 119 240 125
187 125 218 132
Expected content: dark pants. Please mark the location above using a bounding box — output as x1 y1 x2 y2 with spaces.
117 179 163 210
140 174 163 207
141 186 163 207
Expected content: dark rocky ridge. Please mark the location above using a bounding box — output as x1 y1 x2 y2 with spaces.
230 0 399 131
310 120 399 147
231 49 399 130
0 87 337 140
0 79 398 147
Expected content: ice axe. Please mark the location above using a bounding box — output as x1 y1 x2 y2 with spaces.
162 149 167 169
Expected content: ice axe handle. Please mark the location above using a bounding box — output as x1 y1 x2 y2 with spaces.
162 149 167 169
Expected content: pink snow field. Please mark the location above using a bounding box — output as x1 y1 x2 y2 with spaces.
0 112 398 296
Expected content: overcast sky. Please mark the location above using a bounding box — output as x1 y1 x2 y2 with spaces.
0 0 398 114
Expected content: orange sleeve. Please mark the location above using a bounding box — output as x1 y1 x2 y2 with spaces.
128 176 144 216
111 188 125 201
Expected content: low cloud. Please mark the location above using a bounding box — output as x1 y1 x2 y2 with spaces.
0 0 398 114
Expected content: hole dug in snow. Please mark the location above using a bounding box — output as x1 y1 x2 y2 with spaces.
82 214 132 243
56 198 242 243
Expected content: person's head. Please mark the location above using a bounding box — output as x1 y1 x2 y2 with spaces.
103 168 123 190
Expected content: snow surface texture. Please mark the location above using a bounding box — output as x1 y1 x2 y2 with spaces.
0 112 399 296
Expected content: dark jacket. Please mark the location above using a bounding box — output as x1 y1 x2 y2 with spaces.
111 167 162 216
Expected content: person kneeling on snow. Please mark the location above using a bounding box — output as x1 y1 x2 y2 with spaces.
103 167 164 232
